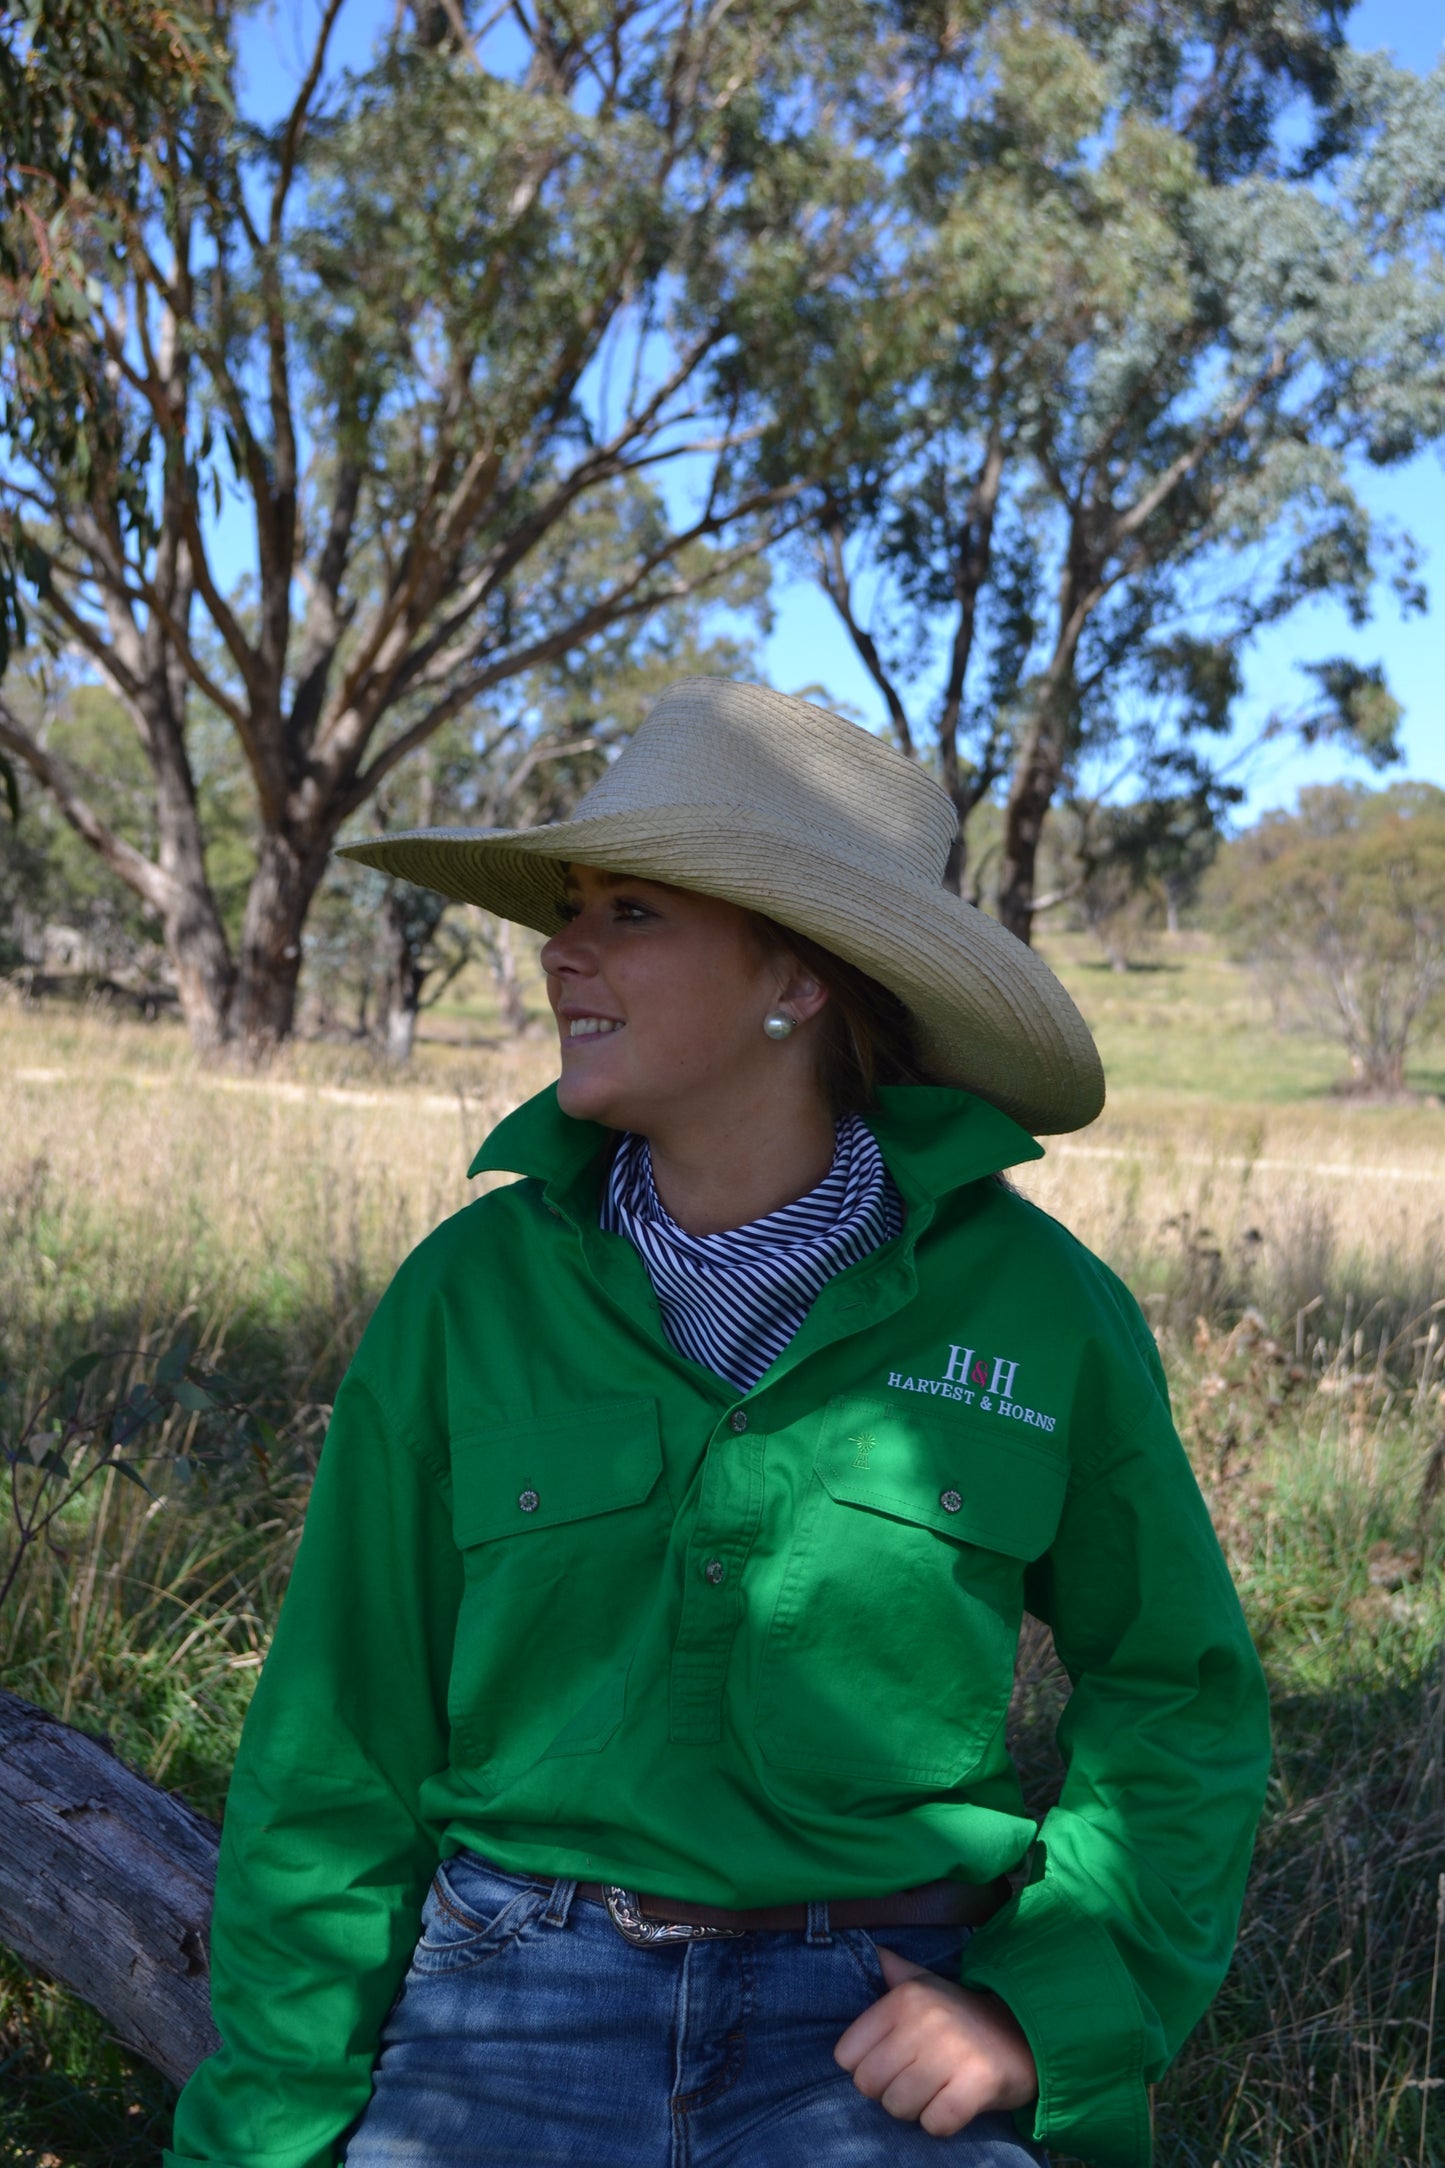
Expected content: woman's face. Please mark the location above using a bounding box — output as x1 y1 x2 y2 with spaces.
539 864 827 1136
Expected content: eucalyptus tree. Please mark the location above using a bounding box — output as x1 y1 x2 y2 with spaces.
0 0 865 1052
740 12 1445 939
1211 782 1445 1095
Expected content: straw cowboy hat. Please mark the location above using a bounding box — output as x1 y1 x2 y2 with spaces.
338 677 1104 1134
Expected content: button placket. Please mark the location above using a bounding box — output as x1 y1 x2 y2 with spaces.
668 1411 767 1744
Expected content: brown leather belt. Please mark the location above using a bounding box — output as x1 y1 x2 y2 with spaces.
574 1874 1011 1945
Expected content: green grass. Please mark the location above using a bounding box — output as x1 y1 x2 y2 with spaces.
1035 929 1445 1103
2 943 1444 2166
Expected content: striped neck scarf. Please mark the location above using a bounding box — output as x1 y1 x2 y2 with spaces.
600 1115 903 1392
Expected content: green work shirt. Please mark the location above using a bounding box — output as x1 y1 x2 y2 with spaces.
167 1083 1271 2168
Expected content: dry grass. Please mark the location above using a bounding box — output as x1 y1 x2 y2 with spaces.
6 967 1441 1368
0 1005 556 1411
1 944 1443 2166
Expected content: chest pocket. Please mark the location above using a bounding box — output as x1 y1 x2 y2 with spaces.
754 1393 1066 1791
447 1398 668 1768
451 1401 664 1546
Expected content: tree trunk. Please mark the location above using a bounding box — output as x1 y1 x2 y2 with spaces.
995 521 1101 946
382 991 418 1065
934 426 1008 901
133 608 240 1052
996 613 1096 948
162 880 238 1051
1163 877 1183 938
488 914 532 1035
375 887 427 1065
0 1689 220 2088
996 712 1063 946
1350 1046 1408 1095
231 831 328 1057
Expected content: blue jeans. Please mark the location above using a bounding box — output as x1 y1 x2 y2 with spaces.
343 1850 1049 2165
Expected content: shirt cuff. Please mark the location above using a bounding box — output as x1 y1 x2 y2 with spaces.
959 1877 1153 2168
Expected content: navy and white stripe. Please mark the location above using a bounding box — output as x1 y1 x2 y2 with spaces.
601 1115 903 1392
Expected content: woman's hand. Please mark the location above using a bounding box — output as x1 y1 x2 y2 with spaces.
833 1946 1039 2136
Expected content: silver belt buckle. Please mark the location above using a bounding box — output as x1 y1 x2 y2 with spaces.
604 1886 746 1945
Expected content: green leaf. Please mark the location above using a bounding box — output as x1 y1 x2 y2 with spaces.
172 1379 216 1413
110 1394 162 1443
155 1337 192 1387
62 1350 107 1383
107 1458 156 1498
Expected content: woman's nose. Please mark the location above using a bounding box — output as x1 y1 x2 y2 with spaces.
540 923 591 977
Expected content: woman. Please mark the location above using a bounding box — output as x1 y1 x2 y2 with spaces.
167 679 1270 2168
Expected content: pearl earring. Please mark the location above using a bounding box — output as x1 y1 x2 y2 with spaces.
763 1010 797 1040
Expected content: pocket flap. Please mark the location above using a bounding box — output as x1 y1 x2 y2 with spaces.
451 1398 663 1545
815 1394 1066 1560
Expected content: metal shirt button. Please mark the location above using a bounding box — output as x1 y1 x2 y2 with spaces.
518 1489 540 1513
940 1488 963 1514
730 1410 749 1433
704 1558 726 1584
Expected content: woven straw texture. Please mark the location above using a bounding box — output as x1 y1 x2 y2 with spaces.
338 678 1104 1135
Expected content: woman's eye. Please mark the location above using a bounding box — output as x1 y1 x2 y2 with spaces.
553 896 651 926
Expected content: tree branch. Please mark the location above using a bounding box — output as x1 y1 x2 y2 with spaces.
340 526 778 817
0 699 173 919
1108 352 1289 553
270 0 348 247
937 423 1007 795
816 511 915 755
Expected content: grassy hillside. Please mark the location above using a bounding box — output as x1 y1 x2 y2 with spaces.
1 934 1442 2165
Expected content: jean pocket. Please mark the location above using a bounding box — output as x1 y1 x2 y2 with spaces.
848 1921 975 1998
409 1855 549 1976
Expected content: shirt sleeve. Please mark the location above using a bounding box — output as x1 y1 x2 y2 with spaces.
958 1329 1272 2168
166 1364 463 2168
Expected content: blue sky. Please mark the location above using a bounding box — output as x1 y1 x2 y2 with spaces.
234 0 1443 821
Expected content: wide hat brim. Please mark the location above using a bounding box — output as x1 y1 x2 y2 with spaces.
338 809 1105 1135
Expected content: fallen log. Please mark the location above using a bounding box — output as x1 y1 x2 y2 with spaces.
0 1687 220 2086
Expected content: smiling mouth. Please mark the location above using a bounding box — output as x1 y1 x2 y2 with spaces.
566 1017 625 1039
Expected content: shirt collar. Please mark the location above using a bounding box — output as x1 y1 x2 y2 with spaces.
469 1081 1044 1226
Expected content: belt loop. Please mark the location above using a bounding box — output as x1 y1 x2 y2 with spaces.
543 1876 578 1928
805 1900 832 1946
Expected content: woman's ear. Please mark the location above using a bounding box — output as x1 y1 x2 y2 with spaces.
774 959 830 1027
